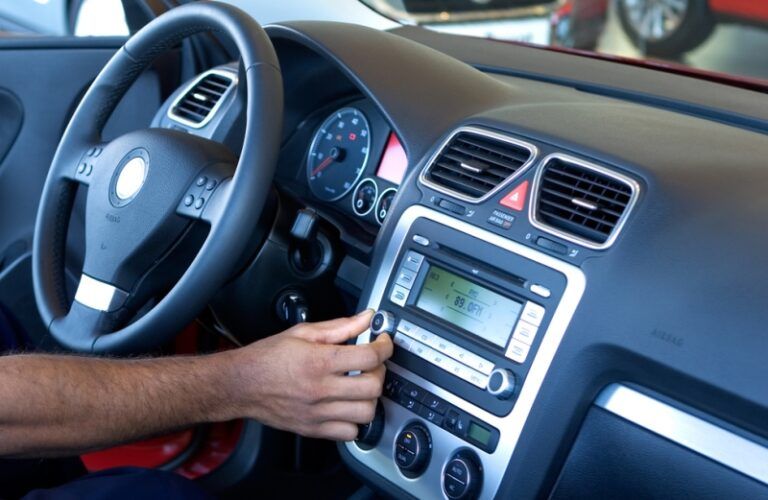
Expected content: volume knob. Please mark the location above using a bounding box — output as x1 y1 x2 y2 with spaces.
370 310 395 337
486 368 516 400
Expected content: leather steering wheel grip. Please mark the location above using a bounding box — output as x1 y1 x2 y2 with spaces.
32 1 283 353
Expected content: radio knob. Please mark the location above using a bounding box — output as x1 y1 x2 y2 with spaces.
370 310 395 338
394 424 431 477
486 368 516 400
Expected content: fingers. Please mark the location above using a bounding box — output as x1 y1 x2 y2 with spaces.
315 400 378 425
322 364 386 401
321 333 393 373
292 309 374 344
308 421 359 441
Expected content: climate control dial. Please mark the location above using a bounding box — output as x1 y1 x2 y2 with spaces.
443 450 483 500
394 424 431 477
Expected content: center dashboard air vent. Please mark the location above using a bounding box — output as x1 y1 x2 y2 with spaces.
168 69 236 128
420 128 536 202
531 154 639 249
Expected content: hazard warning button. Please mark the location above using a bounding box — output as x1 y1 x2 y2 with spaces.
499 181 529 211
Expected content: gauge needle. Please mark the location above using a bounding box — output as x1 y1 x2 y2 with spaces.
311 156 334 176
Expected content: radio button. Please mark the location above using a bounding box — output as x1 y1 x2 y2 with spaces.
403 251 425 272
505 338 531 364
395 267 417 290
412 234 430 246
390 285 410 307
397 319 419 336
521 301 546 327
410 339 436 360
370 310 396 336
393 332 414 351
512 320 538 346
530 283 551 298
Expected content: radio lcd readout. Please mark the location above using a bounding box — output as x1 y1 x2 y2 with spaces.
415 265 522 347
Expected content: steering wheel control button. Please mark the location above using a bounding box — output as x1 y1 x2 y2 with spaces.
394 425 431 477
355 401 385 450
412 234 430 246
487 368 516 399
194 197 205 210
78 163 87 174
389 284 410 307
443 452 483 500
205 179 217 190
183 195 194 207
499 180 529 211
195 176 207 187
521 302 546 327
370 310 395 337
177 164 232 220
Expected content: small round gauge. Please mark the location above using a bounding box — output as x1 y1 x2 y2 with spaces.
352 178 378 216
375 188 397 225
307 107 371 202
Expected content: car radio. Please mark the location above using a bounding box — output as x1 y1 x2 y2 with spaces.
346 205 585 499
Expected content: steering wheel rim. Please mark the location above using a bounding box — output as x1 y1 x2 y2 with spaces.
32 1 283 354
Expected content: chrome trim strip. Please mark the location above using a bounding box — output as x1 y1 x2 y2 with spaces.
418 126 539 205
596 384 768 486
345 205 586 499
74 275 129 313
352 178 378 217
528 153 641 251
166 69 238 129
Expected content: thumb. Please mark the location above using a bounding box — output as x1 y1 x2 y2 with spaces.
293 309 374 344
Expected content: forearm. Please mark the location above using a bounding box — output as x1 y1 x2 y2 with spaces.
0 352 240 458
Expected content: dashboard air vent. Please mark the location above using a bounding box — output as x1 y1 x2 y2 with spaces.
533 155 637 248
169 70 235 128
422 129 534 201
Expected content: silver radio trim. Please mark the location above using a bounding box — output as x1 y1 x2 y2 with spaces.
418 126 539 204
345 205 586 500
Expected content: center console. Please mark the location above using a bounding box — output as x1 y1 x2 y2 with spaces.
345 205 585 499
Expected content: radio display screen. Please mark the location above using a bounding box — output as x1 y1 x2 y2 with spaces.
416 265 522 348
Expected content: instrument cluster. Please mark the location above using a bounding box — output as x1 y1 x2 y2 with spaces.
305 100 408 226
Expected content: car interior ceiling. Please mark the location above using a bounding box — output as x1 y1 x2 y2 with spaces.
1 0 768 498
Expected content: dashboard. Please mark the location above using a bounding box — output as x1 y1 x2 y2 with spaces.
150 20 768 500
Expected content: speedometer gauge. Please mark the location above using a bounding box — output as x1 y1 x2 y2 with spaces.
307 107 371 202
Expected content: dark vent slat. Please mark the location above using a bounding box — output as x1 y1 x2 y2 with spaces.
171 72 234 126
539 198 618 228
535 158 633 245
540 181 628 209
433 163 497 189
425 132 532 199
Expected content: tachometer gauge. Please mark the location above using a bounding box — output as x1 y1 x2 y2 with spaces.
307 107 371 202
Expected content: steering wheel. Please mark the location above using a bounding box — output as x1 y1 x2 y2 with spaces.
32 2 282 354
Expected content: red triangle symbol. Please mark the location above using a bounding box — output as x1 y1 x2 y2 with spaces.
500 180 529 211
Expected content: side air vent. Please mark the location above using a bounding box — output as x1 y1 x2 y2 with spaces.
421 128 535 201
168 70 236 128
532 155 639 249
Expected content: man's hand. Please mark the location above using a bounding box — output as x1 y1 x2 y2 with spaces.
227 309 393 441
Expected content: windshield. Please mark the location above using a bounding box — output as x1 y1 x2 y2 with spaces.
361 0 768 86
